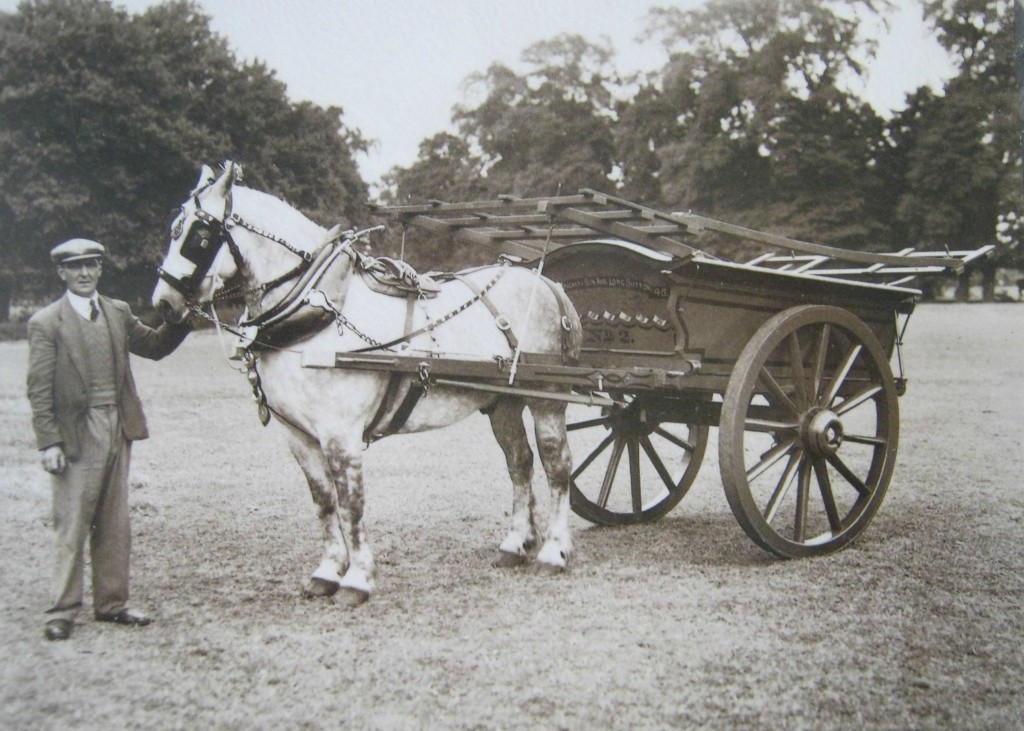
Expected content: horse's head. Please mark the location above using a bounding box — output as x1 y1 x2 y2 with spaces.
152 162 241 322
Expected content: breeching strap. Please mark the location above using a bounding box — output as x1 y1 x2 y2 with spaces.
507 215 555 384
451 273 519 353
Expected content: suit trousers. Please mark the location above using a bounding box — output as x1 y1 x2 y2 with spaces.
47 404 132 621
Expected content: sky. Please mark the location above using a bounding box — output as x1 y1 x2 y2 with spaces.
1 0 958 185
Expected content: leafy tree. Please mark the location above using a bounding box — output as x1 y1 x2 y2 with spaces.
382 133 490 207
379 34 621 269
625 0 892 257
0 0 367 318
377 133 492 270
453 34 620 198
891 0 1019 299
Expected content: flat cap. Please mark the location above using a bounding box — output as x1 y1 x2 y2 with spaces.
51 238 105 264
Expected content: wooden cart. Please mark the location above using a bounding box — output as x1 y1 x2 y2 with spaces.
339 190 992 558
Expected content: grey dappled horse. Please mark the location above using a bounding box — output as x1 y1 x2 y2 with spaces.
152 162 582 605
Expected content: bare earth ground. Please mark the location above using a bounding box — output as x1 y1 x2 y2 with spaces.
0 303 1021 730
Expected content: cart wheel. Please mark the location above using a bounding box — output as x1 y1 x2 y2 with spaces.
567 397 709 525
719 305 899 557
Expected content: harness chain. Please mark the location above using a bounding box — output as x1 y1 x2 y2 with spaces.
228 213 313 262
351 267 507 353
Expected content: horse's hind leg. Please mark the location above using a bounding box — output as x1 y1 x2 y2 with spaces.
487 398 539 567
528 398 574 571
286 429 347 598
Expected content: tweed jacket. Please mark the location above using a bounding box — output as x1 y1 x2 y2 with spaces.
26 294 191 460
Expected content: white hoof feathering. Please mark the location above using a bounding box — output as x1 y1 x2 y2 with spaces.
537 540 569 569
499 533 531 556
339 566 373 597
312 562 344 586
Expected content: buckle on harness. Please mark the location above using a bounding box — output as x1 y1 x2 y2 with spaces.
417 361 431 386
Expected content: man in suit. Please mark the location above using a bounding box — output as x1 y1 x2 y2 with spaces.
27 238 193 641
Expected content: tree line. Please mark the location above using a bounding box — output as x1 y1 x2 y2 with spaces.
0 0 1018 321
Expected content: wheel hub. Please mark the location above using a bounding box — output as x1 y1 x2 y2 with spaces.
607 403 655 438
802 408 844 456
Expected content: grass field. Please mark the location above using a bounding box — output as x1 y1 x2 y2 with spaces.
1 303 1021 730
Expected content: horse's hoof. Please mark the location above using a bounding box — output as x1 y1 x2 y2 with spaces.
302 576 341 599
492 550 530 569
332 586 370 608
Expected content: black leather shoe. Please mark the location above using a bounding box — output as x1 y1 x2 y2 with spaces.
44 619 72 641
95 609 152 627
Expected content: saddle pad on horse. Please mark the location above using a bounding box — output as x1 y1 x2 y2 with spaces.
356 253 441 299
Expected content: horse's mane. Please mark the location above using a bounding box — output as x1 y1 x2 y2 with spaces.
232 185 327 254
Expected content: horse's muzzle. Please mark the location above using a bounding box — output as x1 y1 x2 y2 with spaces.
153 293 188 324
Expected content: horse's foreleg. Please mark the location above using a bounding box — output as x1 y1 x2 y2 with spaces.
286 430 347 598
529 400 574 571
487 399 538 567
323 435 375 606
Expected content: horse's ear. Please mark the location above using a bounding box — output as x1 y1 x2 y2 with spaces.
222 160 243 183
211 161 237 198
192 165 216 194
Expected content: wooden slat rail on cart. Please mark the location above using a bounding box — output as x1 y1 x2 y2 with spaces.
372 188 992 284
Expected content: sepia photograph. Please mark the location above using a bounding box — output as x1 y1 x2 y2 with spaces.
0 0 1020 728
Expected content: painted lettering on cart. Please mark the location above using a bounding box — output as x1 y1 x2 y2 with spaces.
588 329 637 346
561 276 669 299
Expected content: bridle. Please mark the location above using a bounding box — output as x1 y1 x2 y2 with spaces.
157 185 329 324
157 178 243 299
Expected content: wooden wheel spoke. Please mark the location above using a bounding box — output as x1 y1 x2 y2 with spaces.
627 438 642 513
823 343 863 407
843 432 888 447
597 436 627 508
788 332 810 409
758 368 801 417
640 435 678 493
567 416 610 432
811 324 831 405
571 431 615 480
825 452 871 497
747 437 799 483
745 418 800 434
794 457 812 543
652 426 697 452
764 451 802 524
834 385 882 416
813 458 842 531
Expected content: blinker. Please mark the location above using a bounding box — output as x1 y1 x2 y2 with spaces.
158 208 229 297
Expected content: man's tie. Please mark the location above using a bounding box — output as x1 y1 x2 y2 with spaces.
89 300 99 322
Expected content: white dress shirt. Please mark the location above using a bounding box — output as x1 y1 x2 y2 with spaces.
66 291 100 321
